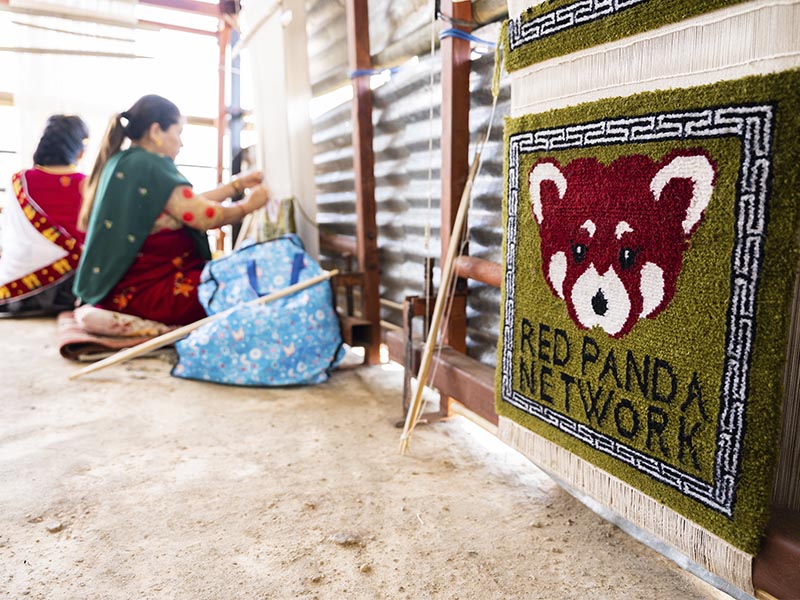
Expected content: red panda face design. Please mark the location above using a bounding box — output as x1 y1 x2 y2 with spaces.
528 150 717 338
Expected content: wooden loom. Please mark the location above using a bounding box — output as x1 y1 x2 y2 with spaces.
321 1 800 599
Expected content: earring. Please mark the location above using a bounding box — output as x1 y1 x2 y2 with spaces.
155 138 163 148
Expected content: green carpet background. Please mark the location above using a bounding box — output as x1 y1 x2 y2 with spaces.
496 70 800 553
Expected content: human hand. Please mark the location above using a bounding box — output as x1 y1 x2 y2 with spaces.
235 169 264 190
244 184 270 212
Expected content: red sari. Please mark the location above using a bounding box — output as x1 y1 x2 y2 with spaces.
0 169 85 312
23 168 86 243
96 228 207 325
74 147 211 326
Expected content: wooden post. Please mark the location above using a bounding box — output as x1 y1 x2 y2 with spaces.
215 15 230 253
439 0 472 353
345 0 381 364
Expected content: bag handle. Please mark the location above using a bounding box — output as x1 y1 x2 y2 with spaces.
246 252 306 297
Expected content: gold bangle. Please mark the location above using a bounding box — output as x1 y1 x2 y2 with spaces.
230 178 243 194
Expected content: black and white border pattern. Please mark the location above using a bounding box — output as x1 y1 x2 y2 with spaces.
508 0 649 51
501 104 775 516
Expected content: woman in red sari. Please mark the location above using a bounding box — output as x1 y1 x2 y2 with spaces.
74 95 269 326
0 115 89 316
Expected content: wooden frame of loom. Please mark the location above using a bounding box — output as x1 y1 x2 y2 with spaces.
318 2 800 599
155 0 800 595
314 0 384 365
387 0 502 430
25 0 789 595
298 0 800 599
177 0 800 596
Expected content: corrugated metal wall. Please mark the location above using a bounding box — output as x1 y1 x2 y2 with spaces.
305 0 429 96
309 4 509 367
306 0 507 94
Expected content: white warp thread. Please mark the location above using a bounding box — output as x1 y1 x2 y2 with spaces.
509 0 800 116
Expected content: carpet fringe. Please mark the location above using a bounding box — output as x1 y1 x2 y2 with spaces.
498 417 755 595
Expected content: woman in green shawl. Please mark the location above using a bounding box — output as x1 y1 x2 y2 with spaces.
73 94 268 325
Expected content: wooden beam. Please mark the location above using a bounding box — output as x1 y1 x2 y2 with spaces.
320 232 357 256
439 0 473 353
215 18 230 253
139 19 217 36
345 0 381 364
753 507 800 600
0 0 216 36
139 0 219 17
216 20 230 186
12 19 136 42
431 347 498 426
0 4 139 28
453 256 502 288
0 47 151 59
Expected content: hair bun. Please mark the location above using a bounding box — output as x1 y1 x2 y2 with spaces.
33 114 89 166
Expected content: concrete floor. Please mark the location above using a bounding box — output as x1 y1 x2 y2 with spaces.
0 318 732 599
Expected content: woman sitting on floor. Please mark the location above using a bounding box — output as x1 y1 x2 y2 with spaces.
0 115 89 316
73 94 268 326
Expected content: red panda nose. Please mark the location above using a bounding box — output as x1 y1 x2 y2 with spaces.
592 290 608 316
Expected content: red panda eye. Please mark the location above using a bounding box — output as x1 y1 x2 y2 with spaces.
571 243 587 264
619 247 636 270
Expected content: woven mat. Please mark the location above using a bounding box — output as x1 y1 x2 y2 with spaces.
57 311 154 362
496 69 800 553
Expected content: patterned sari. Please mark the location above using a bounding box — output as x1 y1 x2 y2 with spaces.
73 147 211 326
0 169 85 313
96 228 207 324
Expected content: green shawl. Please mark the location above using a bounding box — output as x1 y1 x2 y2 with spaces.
73 147 211 304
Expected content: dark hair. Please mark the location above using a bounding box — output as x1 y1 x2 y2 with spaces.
79 95 181 230
119 94 182 140
32 115 89 166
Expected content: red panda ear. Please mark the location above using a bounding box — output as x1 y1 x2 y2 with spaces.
529 160 567 225
650 152 716 236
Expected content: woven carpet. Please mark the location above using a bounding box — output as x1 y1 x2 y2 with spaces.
496 69 800 553
505 0 749 70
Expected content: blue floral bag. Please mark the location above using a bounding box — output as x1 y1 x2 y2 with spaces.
172 235 344 386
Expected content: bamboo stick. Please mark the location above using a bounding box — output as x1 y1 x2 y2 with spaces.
68 269 338 381
399 153 481 454
234 211 255 249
